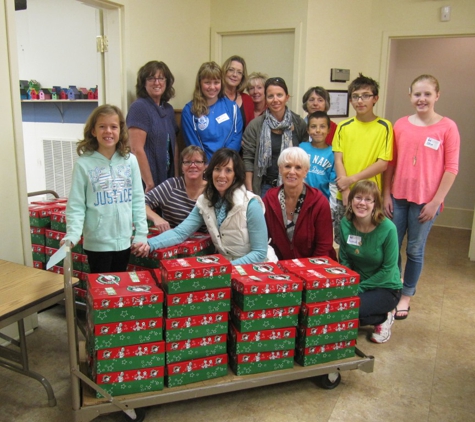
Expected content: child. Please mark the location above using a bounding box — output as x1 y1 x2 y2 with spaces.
332 73 393 243
62 104 148 273
299 111 336 203
383 75 459 320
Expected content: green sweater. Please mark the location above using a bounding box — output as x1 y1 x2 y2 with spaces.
339 217 402 293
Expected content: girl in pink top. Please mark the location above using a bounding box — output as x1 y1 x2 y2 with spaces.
383 75 460 320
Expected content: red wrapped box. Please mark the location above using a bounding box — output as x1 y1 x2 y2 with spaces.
300 297 360 327
165 312 228 342
165 287 231 318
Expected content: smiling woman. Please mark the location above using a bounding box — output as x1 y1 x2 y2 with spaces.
126 61 179 192
181 61 243 161
242 77 307 197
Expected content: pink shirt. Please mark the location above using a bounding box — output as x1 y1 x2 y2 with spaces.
391 116 459 205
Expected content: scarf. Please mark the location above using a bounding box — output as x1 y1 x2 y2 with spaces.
257 107 293 178
214 197 228 229
278 185 306 242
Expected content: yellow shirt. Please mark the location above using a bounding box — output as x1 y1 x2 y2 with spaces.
332 117 393 199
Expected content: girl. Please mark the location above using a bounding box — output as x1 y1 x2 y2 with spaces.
181 61 243 161
62 104 148 273
339 181 402 344
383 75 460 320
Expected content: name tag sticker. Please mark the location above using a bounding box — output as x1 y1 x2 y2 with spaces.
347 235 362 246
216 113 230 124
424 137 440 150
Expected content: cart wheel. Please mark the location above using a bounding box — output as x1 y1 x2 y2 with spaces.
122 407 146 422
319 372 341 389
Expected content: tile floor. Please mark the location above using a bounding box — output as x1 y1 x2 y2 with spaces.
1 226 474 422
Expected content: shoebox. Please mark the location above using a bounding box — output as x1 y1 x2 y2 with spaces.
30 198 67 205
95 365 164 398
31 244 46 263
128 245 179 269
166 334 227 364
45 229 65 249
228 323 296 354
165 312 228 342
32 261 45 269
127 263 154 274
30 227 45 245
231 273 303 311
177 233 214 257
164 287 231 318
93 341 165 373
157 254 232 294
72 253 89 272
278 257 360 303
299 297 360 327
230 302 299 333
297 319 359 347
28 204 54 227
295 339 356 366
166 353 228 388
86 271 164 324
48 265 63 274
229 349 294 376
87 316 163 350
50 210 67 232
45 247 62 267
232 262 285 278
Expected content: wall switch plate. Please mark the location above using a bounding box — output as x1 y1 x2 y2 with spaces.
440 6 451 22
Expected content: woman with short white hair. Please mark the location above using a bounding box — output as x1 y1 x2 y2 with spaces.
263 146 336 260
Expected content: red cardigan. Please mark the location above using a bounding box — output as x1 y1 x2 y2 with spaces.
263 185 336 261
241 92 255 128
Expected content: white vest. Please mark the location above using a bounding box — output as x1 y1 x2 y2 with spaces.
196 185 263 261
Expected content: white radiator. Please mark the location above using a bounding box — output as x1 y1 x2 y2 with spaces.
42 139 79 198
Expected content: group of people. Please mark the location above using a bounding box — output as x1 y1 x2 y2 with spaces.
62 56 460 346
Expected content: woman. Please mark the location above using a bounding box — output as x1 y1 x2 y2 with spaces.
242 77 307 197
247 72 268 119
181 62 243 161
339 181 402 344
222 55 255 128
302 86 337 145
383 74 460 320
263 147 336 261
145 146 207 233
133 148 274 265
126 61 179 192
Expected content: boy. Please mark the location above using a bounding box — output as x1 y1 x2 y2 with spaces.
332 73 393 243
300 111 336 203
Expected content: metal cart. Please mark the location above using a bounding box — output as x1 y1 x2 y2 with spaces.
63 242 374 422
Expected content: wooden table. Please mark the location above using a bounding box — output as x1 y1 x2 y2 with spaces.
0 259 70 406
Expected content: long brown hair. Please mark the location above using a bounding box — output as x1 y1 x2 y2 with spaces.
191 61 224 117
77 104 129 157
222 55 249 94
345 180 385 226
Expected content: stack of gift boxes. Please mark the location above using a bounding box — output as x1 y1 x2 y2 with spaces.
228 263 303 375
85 271 165 397
155 255 232 387
29 198 89 297
277 257 360 366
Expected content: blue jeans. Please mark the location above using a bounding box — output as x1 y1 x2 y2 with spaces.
260 183 272 199
359 288 401 326
391 197 440 297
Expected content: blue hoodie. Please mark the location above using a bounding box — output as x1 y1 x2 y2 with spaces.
64 151 148 252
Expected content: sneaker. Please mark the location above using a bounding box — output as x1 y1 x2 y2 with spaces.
371 312 394 344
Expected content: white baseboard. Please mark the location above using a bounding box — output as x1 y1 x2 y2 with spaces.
434 207 473 230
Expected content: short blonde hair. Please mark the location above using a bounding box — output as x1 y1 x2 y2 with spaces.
277 147 310 172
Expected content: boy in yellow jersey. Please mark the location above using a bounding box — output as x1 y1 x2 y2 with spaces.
332 73 393 244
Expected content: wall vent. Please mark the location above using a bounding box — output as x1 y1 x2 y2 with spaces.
42 139 78 198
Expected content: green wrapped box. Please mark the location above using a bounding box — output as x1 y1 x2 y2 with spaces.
32 244 46 263
230 302 299 333
299 297 360 327
297 319 358 347
165 288 231 318
228 323 296 354
166 334 227 363
229 349 294 375
164 312 228 342
303 284 359 303
166 354 227 387
295 340 356 366
30 227 45 245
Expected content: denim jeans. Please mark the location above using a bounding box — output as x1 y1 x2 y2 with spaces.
391 197 440 297
359 288 401 326
260 183 272 199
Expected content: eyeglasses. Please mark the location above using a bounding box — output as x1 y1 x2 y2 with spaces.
353 196 375 204
351 94 374 102
146 77 166 83
182 160 205 167
227 68 243 76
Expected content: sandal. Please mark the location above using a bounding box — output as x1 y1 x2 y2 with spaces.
394 307 410 320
